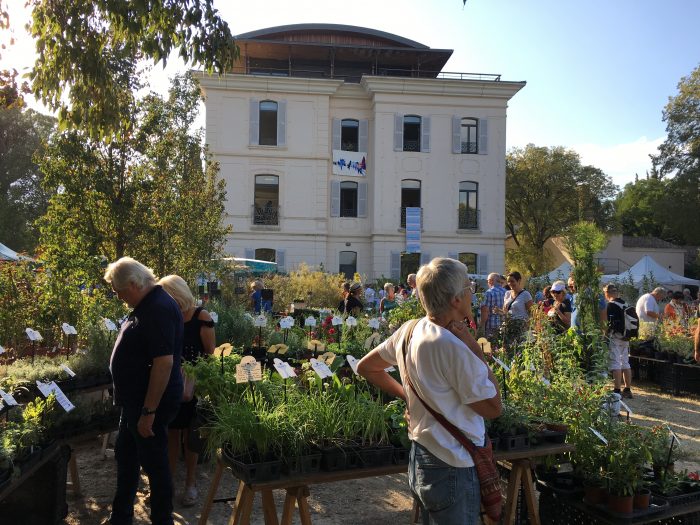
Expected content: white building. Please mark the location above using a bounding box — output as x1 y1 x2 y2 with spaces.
196 24 525 281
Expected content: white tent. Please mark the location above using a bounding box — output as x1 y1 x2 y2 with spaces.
535 261 573 283
0 242 20 261
608 255 700 288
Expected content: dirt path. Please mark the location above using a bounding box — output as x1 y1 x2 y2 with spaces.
62 381 700 525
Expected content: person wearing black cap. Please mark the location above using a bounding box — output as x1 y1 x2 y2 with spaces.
338 282 364 315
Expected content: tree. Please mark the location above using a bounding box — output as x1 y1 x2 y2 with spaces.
506 144 617 274
36 74 230 287
27 0 238 139
0 101 55 252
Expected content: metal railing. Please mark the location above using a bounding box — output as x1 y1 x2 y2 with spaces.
400 207 423 229
251 204 279 225
403 139 421 152
458 208 480 230
461 141 478 154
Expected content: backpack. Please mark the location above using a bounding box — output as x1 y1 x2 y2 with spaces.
607 299 639 340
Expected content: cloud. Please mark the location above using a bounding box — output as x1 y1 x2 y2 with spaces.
573 136 665 188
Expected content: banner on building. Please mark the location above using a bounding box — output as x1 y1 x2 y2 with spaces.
332 150 367 176
405 207 421 253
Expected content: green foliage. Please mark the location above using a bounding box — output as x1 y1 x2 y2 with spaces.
0 260 42 348
28 0 238 139
205 298 256 347
385 298 424 328
506 144 617 274
265 263 346 312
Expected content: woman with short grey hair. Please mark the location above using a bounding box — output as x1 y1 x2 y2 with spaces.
358 257 501 524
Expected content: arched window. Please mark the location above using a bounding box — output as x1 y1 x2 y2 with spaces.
253 175 279 225
259 100 278 145
401 179 421 228
458 181 479 229
339 251 357 280
341 119 359 152
340 181 358 217
460 118 478 154
403 115 421 152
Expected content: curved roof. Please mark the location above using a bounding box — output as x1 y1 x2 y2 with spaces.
236 24 430 49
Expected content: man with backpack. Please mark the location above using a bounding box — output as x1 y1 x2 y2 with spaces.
604 284 639 399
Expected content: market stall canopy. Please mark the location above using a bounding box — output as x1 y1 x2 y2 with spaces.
0 242 32 261
535 261 573 283
606 255 699 288
220 257 278 273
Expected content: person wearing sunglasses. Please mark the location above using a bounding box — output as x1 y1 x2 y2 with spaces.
547 280 572 333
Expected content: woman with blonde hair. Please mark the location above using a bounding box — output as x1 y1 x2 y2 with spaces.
158 275 216 507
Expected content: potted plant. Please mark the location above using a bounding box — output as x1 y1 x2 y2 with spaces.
603 424 651 514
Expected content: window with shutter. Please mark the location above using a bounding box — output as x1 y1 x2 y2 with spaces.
276 250 286 272
390 251 401 280
249 98 259 146
394 114 403 151
330 181 341 217
277 99 287 147
358 119 368 153
478 118 488 155
357 182 367 218
420 116 431 153
403 115 421 152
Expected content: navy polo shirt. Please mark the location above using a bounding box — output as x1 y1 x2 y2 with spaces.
109 285 184 407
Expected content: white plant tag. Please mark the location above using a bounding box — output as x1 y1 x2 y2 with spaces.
60 364 77 377
61 323 78 335
279 316 294 329
666 425 682 445
273 358 296 379
25 328 43 341
254 315 267 327
235 356 262 383
346 355 360 375
589 427 608 445
0 388 18 406
36 381 75 412
368 318 380 329
530 363 536 371
103 318 117 331
541 377 551 386
331 315 343 326
304 316 317 327
492 356 511 372
209 312 219 323
0 345 5 354
619 400 633 415
384 366 397 372
310 358 333 379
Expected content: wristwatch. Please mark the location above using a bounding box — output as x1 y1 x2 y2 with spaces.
141 407 157 416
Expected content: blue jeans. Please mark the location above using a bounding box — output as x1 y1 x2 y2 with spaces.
409 441 481 525
109 400 179 525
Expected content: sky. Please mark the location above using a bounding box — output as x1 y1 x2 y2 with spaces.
2 0 699 189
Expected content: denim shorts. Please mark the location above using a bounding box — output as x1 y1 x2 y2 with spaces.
408 441 481 525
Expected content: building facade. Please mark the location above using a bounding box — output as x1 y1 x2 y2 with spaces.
196 24 525 280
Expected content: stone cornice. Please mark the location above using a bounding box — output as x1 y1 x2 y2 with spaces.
360 76 526 100
193 71 344 96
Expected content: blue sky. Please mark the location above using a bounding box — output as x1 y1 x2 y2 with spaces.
3 0 699 187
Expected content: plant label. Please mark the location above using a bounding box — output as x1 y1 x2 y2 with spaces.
476 338 491 354
214 343 233 357
304 316 317 327
345 316 357 327
666 425 682 445
540 377 551 386
60 364 77 377
279 316 294 329
61 323 78 335
331 315 343 326
103 318 117 331
384 366 396 372
306 339 325 352
272 358 296 378
529 363 536 371
320 352 337 366
276 344 289 355
254 315 267 327
318 308 331 318
589 427 608 445
25 328 43 341
0 345 5 354
492 356 510 372
36 381 75 412
619 400 633 415
209 312 219 324
364 333 382 349
0 388 18 406
309 358 333 379
368 318 380 329
235 356 262 383
346 355 360 375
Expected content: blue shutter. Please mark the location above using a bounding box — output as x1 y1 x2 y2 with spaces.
277 99 287 147
421 116 431 153
390 251 401 280
420 252 431 265
358 119 369 153
393 114 403 152
330 180 341 217
276 249 286 272
452 116 461 154
448 252 458 260
478 118 488 155
249 98 259 146
478 254 488 275
332 118 341 150
357 182 368 217
244 248 254 259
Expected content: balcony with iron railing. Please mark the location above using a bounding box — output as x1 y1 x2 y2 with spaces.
458 208 480 230
251 204 279 226
400 206 423 229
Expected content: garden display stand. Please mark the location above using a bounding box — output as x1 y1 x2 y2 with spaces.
199 442 574 525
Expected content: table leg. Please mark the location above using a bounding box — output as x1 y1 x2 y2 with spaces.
521 462 540 525
280 488 298 525
68 450 82 496
229 482 254 525
198 459 225 525
503 460 524 525
261 489 280 525
295 486 312 525
411 498 421 524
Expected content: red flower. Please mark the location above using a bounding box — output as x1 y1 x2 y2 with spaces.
328 328 336 335
310 331 317 338
688 472 699 481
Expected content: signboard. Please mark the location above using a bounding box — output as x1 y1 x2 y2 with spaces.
332 150 367 176
405 207 421 253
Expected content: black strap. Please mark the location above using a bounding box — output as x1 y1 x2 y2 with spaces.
400 319 477 454
505 289 525 311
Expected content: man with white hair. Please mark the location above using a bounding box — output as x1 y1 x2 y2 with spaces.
479 272 506 340
104 257 183 525
407 273 417 297
635 286 666 324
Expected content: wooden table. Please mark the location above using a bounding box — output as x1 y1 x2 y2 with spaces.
199 442 575 525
